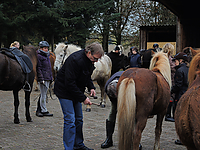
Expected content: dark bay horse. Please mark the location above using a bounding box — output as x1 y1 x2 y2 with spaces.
117 51 171 150
175 48 200 150
0 45 37 124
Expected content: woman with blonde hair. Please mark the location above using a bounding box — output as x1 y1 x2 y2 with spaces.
163 43 176 122
10 41 20 49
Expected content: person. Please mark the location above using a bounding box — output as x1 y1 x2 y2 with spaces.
9 41 33 91
171 52 189 145
153 43 162 51
128 46 141 68
36 41 53 117
162 43 176 122
107 45 126 75
10 41 20 49
54 42 104 150
101 71 142 150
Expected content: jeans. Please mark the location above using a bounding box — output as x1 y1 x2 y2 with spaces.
37 81 50 113
59 98 84 150
108 98 117 122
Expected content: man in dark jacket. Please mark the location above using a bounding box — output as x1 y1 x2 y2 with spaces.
54 42 104 150
171 52 189 145
107 45 126 75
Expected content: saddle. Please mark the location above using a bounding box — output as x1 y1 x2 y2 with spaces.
0 47 33 74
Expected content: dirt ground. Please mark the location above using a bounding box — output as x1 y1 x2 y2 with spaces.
0 82 187 150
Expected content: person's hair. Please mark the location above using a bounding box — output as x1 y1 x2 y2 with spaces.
10 41 19 48
162 43 174 55
85 42 104 56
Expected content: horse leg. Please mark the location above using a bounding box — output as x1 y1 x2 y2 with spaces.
154 112 165 150
133 117 148 150
98 81 106 108
25 91 32 122
13 90 20 124
100 87 106 108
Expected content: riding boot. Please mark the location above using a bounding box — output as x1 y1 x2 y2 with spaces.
165 101 175 122
23 73 31 91
166 101 172 118
36 96 43 117
101 119 115 148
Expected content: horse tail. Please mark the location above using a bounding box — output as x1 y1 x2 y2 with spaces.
118 78 136 150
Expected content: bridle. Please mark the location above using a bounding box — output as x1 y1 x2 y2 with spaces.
55 49 67 69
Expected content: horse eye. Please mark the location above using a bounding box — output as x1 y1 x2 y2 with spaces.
60 54 63 57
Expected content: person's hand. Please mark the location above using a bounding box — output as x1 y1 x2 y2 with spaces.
83 97 92 105
90 89 96 97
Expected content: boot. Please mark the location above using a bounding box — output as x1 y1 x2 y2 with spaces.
101 119 115 148
36 96 43 117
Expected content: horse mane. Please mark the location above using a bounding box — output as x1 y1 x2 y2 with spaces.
188 52 200 86
149 51 172 89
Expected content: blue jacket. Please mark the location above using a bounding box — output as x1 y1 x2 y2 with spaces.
129 53 141 68
36 50 53 82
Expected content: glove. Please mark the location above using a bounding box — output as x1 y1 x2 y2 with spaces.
40 80 45 84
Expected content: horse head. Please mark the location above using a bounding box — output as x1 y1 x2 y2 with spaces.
116 45 124 55
54 43 82 72
54 43 68 71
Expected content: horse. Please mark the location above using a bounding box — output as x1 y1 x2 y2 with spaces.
117 51 171 150
175 48 200 150
54 43 112 109
0 45 38 124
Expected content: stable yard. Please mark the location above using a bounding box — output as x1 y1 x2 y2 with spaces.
0 82 186 150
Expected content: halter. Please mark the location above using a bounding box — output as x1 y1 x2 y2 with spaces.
55 49 67 68
61 49 67 66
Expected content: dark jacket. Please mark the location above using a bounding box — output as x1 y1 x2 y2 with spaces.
105 71 124 93
54 50 96 103
36 50 53 81
129 53 141 68
107 51 125 75
171 63 189 100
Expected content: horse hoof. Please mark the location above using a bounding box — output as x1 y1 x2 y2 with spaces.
14 119 20 124
86 108 91 112
27 118 33 122
101 104 106 108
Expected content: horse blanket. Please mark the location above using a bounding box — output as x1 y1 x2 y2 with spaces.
0 47 33 74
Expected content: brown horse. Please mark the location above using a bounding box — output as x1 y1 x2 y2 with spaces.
175 48 200 150
49 51 56 80
0 45 38 124
117 51 171 150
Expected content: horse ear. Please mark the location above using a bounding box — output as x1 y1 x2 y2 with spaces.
190 47 198 57
151 50 155 56
64 45 68 51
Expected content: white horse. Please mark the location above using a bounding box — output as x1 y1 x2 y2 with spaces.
54 43 112 110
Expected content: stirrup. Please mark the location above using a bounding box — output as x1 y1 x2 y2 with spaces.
23 81 31 92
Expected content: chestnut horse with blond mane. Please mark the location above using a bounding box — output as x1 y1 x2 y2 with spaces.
117 51 171 150
175 48 200 150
